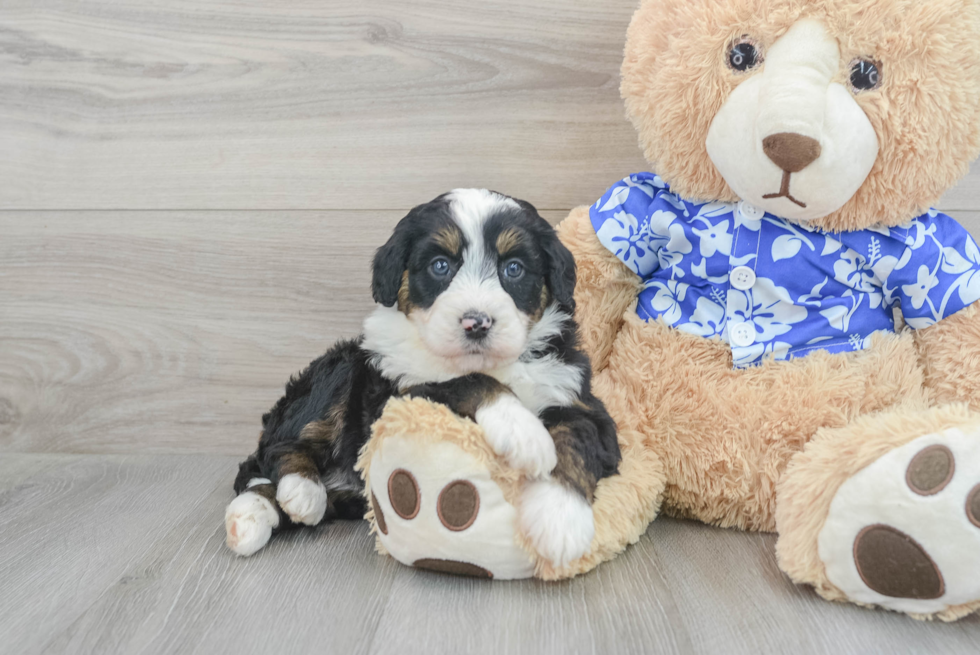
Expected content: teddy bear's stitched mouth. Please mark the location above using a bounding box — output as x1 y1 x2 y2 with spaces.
763 171 808 208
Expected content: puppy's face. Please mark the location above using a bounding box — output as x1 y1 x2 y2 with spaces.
372 189 575 373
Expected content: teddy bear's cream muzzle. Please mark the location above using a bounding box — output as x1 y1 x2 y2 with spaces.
706 19 880 222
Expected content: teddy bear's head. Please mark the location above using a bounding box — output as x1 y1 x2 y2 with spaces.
622 0 980 231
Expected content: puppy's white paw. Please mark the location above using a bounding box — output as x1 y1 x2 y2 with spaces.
225 491 279 557
475 395 557 478
276 473 328 526
519 478 594 568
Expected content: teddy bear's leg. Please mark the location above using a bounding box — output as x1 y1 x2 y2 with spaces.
776 405 980 621
357 397 539 580
555 206 641 373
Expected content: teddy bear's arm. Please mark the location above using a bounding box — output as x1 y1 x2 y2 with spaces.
914 302 980 409
556 206 641 373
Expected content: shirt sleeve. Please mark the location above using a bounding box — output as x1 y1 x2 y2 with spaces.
589 173 669 278
884 211 980 329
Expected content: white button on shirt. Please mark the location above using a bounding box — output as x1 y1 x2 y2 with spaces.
592 172 980 367
730 266 757 290
730 322 756 348
738 201 765 221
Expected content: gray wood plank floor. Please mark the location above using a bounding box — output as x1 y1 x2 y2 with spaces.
1 454 976 655
4 0 980 652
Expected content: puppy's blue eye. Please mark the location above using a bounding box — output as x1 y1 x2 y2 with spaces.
430 258 451 277
503 260 525 280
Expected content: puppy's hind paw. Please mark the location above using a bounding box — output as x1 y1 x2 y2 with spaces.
519 479 594 569
225 492 279 557
276 473 328 526
475 395 557 478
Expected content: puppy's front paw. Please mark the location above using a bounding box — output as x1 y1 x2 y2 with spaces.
475 395 557 478
519 479 594 568
276 474 327 526
225 492 279 557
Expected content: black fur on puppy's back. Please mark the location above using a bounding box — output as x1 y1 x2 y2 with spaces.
236 338 395 513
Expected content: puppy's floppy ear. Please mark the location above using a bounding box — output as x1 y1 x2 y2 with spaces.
542 231 577 315
515 199 577 315
372 219 413 307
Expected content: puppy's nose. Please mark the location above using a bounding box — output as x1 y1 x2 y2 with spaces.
763 132 822 173
461 311 493 339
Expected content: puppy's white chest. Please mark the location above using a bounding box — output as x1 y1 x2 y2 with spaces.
492 356 583 415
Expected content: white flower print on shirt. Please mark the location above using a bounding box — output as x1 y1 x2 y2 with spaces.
692 219 732 258
648 210 693 277
589 172 980 367
595 211 660 276
832 244 895 311
646 279 688 325
728 277 808 343
903 265 940 311
680 296 727 337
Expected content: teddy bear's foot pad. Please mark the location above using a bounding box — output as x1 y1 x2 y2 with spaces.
413 558 494 579
368 436 536 580
852 525 944 599
819 429 980 615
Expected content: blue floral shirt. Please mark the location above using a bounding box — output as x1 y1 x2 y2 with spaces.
591 173 980 368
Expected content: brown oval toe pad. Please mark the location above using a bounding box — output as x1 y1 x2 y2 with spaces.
906 445 955 496
414 558 493 579
853 524 945 599
388 469 420 520
438 480 480 531
371 491 388 535
968 485 980 528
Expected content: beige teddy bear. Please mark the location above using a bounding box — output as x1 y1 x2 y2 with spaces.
359 0 980 622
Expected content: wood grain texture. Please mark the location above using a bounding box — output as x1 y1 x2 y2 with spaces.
0 0 646 211
0 454 976 655
2 210 976 456
941 161 980 211
0 210 564 455
3 1 980 648
0 455 235 655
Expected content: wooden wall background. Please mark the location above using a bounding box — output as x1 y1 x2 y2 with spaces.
1 0 979 458
4 4 980 653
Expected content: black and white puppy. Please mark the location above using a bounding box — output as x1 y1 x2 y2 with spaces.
225 189 620 567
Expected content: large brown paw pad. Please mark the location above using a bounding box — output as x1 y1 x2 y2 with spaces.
853 525 944 600
819 430 980 615
366 437 535 580
413 558 493 579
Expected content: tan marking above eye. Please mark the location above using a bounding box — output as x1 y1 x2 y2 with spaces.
968 485 980 529
853 524 945 600
434 227 462 256
371 491 388 535
388 469 420 520
495 228 523 256
906 445 955 496
437 480 480 531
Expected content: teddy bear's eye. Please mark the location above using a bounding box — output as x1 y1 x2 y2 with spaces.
728 41 761 72
850 59 882 92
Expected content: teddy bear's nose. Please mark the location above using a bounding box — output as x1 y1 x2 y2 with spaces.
763 132 822 173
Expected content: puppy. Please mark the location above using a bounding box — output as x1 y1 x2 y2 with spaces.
225 189 620 567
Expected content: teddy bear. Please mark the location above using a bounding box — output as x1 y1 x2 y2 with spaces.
358 0 980 622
